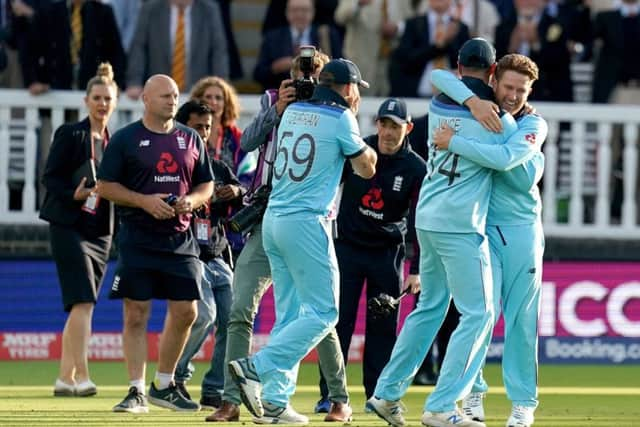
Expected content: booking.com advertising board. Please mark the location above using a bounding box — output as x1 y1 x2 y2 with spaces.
0 260 638 364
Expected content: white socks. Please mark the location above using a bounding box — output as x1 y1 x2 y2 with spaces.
154 372 174 390
130 379 145 394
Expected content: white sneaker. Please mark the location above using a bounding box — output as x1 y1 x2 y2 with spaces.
366 396 407 426
462 392 485 421
506 405 535 427
75 379 97 397
53 379 75 397
228 358 263 417
253 402 309 425
421 407 486 427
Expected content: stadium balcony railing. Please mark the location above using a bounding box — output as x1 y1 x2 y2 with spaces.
1 89 640 239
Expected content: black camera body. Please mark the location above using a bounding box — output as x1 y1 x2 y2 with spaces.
293 78 315 101
293 45 317 101
163 194 178 206
227 186 271 234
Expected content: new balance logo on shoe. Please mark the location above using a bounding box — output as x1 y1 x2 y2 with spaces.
448 414 465 424
147 382 199 412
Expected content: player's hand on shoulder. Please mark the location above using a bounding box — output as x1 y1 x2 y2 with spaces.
433 123 455 150
142 193 176 220
467 97 502 133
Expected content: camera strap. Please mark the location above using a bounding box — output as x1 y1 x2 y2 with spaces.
261 89 279 187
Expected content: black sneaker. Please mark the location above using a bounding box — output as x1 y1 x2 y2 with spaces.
148 382 200 412
113 386 149 413
200 394 222 410
175 382 191 400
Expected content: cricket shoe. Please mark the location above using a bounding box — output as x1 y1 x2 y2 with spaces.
253 401 309 425
461 392 485 421
53 379 75 397
148 381 200 411
366 396 406 426
228 357 264 417
113 386 149 413
421 407 486 427
506 405 535 427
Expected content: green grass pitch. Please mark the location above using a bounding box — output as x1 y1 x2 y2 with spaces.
0 361 639 426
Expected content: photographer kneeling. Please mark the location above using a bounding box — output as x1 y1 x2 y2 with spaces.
206 48 353 423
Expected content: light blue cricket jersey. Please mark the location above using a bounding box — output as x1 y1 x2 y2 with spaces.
267 88 367 217
430 69 548 225
415 77 518 234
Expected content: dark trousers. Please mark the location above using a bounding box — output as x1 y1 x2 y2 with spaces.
319 240 405 399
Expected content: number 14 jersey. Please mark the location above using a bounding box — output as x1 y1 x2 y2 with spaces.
416 86 517 234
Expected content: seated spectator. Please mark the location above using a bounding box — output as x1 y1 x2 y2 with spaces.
591 0 640 104
335 0 414 97
495 0 573 102
126 0 229 99
217 0 244 79
591 0 640 221
0 0 24 88
545 0 593 62
452 0 501 42
20 0 125 93
262 0 341 34
102 0 142 54
254 0 342 91
389 0 470 97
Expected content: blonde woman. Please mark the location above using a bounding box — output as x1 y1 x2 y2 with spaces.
40 63 118 397
190 76 255 187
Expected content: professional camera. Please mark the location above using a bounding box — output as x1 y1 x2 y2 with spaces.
292 45 317 101
227 185 271 234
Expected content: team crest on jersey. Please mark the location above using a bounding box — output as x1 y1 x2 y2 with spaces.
525 133 537 144
177 136 186 150
393 176 403 191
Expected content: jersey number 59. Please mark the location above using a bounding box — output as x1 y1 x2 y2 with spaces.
273 131 316 182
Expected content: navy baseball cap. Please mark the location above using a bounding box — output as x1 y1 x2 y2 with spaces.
377 98 411 124
319 58 370 89
458 38 496 69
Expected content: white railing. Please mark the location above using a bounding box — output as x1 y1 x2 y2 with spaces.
1 89 640 239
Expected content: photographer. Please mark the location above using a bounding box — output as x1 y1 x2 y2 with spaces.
206 49 353 423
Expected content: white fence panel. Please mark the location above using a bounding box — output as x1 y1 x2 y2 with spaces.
1 90 640 239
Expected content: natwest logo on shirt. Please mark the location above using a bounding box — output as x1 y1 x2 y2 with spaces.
359 187 385 219
155 152 180 183
361 187 384 210
156 152 179 174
